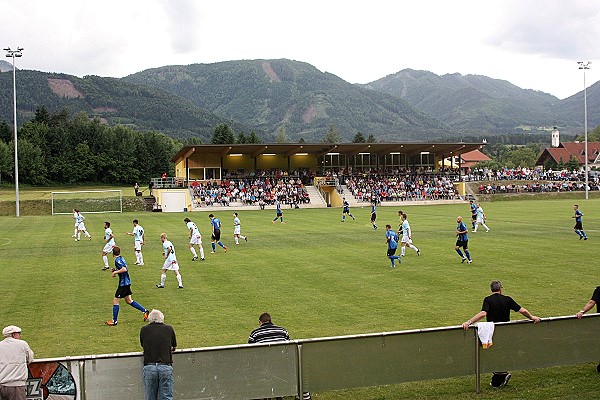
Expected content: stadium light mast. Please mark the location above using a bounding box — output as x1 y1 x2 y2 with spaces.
5 46 23 217
578 61 591 200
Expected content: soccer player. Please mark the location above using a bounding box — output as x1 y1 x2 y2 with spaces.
385 224 400 268
455 216 472 264
473 203 490 233
105 246 150 326
157 233 183 289
126 219 145 265
72 209 78 238
370 202 377 230
572 204 588 240
272 200 284 224
233 212 248 244
101 221 116 271
341 197 355 222
469 200 477 230
209 214 228 253
184 217 205 261
399 213 420 257
74 209 91 241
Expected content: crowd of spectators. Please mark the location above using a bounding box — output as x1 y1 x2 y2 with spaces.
345 174 459 202
478 181 600 194
190 176 310 207
463 167 597 182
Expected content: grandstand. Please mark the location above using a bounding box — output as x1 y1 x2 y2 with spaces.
146 142 484 212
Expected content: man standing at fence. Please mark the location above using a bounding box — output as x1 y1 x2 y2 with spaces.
461 280 541 387
126 219 145 265
0 325 34 400
140 309 176 400
248 313 311 400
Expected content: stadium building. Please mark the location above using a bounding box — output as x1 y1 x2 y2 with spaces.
150 142 484 212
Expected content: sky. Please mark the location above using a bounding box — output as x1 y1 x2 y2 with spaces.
2 0 599 100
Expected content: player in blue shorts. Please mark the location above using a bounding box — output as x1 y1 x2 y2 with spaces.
105 246 149 326
385 224 401 268
370 202 377 230
455 216 472 263
573 204 588 240
341 198 355 222
209 214 228 253
272 200 285 224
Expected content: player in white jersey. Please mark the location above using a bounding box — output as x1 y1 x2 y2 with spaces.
101 221 116 270
72 209 78 237
399 213 420 257
473 203 490 233
233 212 248 245
126 219 145 265
184 217 205 261
157 233 183 289
74 209 91 241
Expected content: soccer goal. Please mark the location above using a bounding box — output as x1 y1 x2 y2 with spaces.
51 190 123 215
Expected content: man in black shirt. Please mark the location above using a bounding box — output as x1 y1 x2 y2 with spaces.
140 309 177 400
462 280 541 387
576 286 600 318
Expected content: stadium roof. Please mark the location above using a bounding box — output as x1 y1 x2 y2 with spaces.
171 142 485 163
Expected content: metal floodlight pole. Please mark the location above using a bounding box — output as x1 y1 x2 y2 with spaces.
4 46 23 217
578 61 591 200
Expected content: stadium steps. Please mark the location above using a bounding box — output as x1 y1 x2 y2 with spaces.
338 185 360 206
304 185 327 208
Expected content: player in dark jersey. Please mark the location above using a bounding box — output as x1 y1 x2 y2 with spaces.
385 224 401 268
370 202 377 230
105 246 149 326
469 200 477 230
272 200 285 224
572 204 588 240
455 216 472 264
341 198 355 222
209 214 228 253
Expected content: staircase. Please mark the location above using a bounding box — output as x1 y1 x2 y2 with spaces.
338 185 361 206
304 186 327 208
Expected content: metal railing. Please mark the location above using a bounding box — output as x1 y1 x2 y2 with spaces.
28 314 600 399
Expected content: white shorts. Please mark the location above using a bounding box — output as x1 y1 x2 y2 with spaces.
77 222 87 231
234 226 241 235
134 241 143 251
163 257 179 271
401 235 412 244
103 243 115 254
476 217 485 223
190 235 202 245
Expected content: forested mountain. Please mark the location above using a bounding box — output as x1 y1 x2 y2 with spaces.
124 59 449 142
0 70 246 142
363 69 564 133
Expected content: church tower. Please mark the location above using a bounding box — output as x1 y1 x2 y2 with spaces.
551 127 560 147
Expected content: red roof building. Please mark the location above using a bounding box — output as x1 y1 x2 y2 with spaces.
536 142 600 168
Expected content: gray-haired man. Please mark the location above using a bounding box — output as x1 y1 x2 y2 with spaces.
0 325 34 400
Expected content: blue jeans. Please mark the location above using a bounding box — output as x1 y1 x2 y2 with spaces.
143 364 174 400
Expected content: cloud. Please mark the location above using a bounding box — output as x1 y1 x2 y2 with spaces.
161 0 202 54
487 0 600 60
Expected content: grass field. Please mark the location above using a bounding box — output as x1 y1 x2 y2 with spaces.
1 197 599 399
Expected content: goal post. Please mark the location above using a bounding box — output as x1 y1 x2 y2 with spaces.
51 190 123 215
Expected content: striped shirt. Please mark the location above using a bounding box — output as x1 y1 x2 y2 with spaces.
248 322 290 344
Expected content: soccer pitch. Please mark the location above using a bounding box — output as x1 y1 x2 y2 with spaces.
1 198 598 398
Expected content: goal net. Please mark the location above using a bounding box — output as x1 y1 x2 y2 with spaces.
51 190 123 215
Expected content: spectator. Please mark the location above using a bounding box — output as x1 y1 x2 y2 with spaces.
0 325 34 400
461 280 541 387
140 309 176 400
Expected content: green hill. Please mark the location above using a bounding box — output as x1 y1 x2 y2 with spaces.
124 59 450 142
0 70 245 141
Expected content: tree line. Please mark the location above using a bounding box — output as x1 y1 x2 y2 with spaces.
0 107 180 185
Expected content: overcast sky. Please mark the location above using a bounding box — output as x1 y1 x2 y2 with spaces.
2 0 599 99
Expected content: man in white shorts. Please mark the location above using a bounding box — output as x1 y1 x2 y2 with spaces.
102 221 116 271
184 218 204 261
399 213 420 257
126 219 145 265
72 209 78 238
473 203 490 233
74 209 91 241
233 212 248 245
157 233 183 289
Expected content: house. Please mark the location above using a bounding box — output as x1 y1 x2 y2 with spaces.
536 142 600 169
